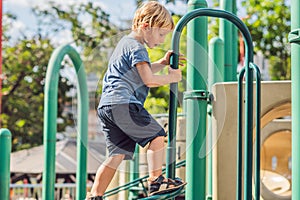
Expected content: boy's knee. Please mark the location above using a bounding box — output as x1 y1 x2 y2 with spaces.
112 154 126 160
105 154 126 167
148 136 165 149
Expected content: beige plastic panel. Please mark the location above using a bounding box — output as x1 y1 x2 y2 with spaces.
211 81 291 200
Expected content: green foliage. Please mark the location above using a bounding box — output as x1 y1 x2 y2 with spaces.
2 1 119 151
33 2 116 47
269 56 291 80
241 0 291 80
33 2 118 75
1 36 74 151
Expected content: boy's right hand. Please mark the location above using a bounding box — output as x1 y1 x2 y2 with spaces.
168 67 182 83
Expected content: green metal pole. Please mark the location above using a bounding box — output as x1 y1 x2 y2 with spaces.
0 128 11 200
243 42 254 200
206 105 213 200
74 48 89 200
170 8 254 200
208 37 224 86
220 0 233 81
220 0 238 81
231 1 238 81
43 45 88 200
43 51 59 200
186 1 208 200
251 63 261 200
290 0 300 198
207 37 224 200
129 145 139 200
236 68 245 200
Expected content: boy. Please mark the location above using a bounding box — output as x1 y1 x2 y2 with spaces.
87 1 186 199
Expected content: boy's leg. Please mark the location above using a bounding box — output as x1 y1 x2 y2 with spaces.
90 154 125 196
147 136 186 196
147 136 165 178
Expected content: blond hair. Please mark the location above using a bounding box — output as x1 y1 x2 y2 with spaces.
132 1 174 31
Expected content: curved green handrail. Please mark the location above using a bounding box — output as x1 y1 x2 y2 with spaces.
237 67 245 199
169 8 259 200
43 44 89 200
250 62 261 199
171 8 253 68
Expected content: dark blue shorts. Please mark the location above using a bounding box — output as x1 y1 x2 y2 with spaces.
97 103 167 160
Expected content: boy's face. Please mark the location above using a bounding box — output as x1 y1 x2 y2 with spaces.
143 27 171 49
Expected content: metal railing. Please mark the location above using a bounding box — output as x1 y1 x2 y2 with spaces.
10 183 93 200
43 44 89 200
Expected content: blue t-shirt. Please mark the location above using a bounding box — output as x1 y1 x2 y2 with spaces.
99 35 150 107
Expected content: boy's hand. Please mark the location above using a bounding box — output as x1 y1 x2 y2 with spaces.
168 67 182 83
161 50 186 67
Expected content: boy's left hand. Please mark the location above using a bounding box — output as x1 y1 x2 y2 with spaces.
161 50 186 67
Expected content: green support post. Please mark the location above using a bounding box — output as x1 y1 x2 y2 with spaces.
290 0 300 198
208 37 224 86
129 145 139 200
231 1 238 81
207 37 224 200
236 68 245 200
43 45 89 200
220 0 235 81
0 128 11 200
186 1 208 200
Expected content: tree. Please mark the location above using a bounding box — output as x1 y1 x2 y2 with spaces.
33 1 118 75
241 0 291 80
4 2 116 150
1 35 76 151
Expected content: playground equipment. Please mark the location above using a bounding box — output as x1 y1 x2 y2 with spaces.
261 119 291 199
290 0 300 199
73 1 261 200
2 0 299 199
43 45 89 200
212 81 291 200
0 128 11 200
103 2 261 200
169 6 261 200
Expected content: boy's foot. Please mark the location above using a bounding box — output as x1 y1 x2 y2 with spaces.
86 192 103 200
148 175 186 196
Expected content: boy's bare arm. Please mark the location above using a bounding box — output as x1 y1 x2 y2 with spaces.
136 62 182 88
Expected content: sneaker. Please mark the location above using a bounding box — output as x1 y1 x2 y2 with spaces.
148 175 187 196
86 192 103 200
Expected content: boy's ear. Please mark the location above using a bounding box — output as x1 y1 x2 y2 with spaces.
141 23 149 29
